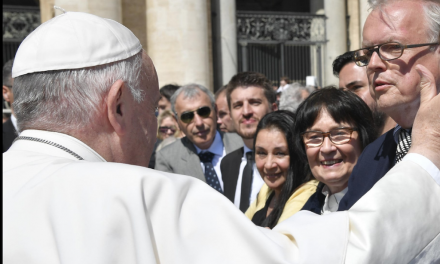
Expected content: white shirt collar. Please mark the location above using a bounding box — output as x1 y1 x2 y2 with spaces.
194 131 224 156
14 129 106 162
242 144 252 158
10 114 18 132
321 186 348 214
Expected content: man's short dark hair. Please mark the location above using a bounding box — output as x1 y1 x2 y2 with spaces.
159 84 180 101
3 59 14 87
226 71 276 108
332 51 355 77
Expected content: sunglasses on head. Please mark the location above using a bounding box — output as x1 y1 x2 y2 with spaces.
180 106 211 124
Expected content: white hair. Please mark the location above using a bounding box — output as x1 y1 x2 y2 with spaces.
279 83 305 113
368 0 440 44
170 83 216 117
13 51 145 132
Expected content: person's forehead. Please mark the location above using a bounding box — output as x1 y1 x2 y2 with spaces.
215 93 227 105
161 116 175 124
230 86 266 101
159 96 169 103
175 91 210 110
339 63 367 80
362 2 427 46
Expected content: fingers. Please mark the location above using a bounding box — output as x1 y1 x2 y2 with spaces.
415 64 437 105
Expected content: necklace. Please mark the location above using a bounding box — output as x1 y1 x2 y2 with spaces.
14 136 84 160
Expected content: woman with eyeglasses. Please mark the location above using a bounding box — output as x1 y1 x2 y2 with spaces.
293 87 377 215
245 110 320 229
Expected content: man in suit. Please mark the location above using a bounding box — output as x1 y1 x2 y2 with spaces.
221 72 277 212
332 51 396 136
338 0 440 211
3 59 18 152
155 83 242 192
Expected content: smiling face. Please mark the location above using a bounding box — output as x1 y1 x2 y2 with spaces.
255 128 290 194
305 109 362 194
363 1 440 128
230 86 276 142
174 91 216 150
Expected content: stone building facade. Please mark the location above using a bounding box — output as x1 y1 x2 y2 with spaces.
4 0 370 91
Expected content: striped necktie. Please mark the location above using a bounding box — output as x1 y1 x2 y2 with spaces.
395 128 412 164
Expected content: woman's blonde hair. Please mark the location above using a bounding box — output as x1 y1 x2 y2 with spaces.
157 110 181 140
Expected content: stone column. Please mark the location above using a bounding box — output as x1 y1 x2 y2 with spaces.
323 0 346 86
53 0 122 22
359 0 371 42
347 0 361 50
146 0 211 89
122 0 147 49
40 0 56 23
220 0 237 86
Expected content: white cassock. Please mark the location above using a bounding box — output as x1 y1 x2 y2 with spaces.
3 130 440 264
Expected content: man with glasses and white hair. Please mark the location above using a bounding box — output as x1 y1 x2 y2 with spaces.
3 5 440 264
338 0 440 212
155 84 242 193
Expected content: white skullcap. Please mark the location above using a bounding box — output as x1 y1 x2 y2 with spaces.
12 11 142 78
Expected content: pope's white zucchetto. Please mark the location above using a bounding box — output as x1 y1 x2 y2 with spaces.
12 11 142 78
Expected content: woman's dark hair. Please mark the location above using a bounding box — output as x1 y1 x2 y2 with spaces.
253 110 307 229
292 86 377 184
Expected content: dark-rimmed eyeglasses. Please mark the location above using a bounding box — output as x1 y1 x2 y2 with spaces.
301 127 357 148
158 126 177 134
179 106 211 124
353 41 439 67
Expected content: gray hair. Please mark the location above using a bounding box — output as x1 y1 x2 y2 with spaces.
368 0 440 44
3 59 14 87
170 83 216 117
279 83 305 113
13 51 145 132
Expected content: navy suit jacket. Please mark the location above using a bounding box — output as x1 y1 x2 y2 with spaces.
337 129 397 211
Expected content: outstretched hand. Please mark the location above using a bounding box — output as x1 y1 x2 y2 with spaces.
408 64 440 169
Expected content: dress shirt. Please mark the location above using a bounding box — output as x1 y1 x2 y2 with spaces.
233 145 264 209
321 186 348 215
194 131 226 189
10 114 18 132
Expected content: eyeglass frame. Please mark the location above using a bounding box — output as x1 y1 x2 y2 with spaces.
301 127 357 148
353 41 439 67
178 106 212 124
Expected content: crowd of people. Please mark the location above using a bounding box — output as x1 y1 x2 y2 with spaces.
3 0 440 263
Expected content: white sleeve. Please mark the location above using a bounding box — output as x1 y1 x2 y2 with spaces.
403 153 440 186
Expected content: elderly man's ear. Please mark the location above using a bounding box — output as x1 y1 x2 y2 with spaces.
107 80 130 136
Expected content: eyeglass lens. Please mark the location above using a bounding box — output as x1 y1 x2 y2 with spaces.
303 128 353 147
355 42 403 66
180 106 211 123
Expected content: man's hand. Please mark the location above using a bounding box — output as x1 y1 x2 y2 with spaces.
409 64 440 169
